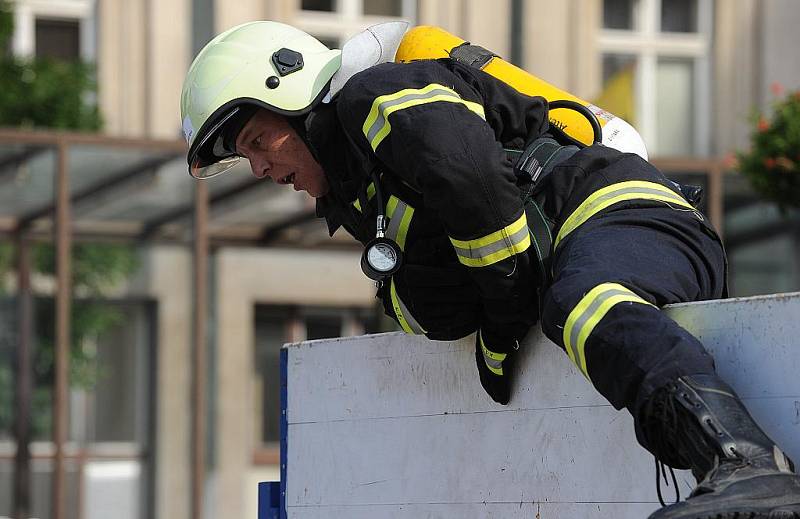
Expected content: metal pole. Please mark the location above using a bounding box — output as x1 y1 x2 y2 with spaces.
52 139 71 519
13 232 32 519
191 181 209 519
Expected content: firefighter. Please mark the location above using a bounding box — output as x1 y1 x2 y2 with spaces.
180 21 800 519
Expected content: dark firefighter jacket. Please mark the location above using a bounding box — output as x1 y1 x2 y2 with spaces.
307 58 709 343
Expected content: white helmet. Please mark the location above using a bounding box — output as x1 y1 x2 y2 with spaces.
180 21 342 179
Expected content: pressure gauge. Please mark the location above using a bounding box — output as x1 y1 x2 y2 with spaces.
361 237 403 281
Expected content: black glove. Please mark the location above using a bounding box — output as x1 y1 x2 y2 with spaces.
475 328 517 405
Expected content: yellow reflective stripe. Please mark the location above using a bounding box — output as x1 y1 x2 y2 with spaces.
450 212 528 249
352 182 376 213
455 234 531 268
479 331 507 362
386 195 399 218
362 83 486 151
562 283 655 380
479 331 506 376
449 212 531 267
555 181 694 248
385 196 420 333
396 202 414 250
390 278 426 334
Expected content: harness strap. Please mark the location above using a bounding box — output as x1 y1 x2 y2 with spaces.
513 137 579 185
449 42 496 69
506 136 579 289
523 199 553 288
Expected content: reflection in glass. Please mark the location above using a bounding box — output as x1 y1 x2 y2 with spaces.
602 53 636 85
597 54 637 127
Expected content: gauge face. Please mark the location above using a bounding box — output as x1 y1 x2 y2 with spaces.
367 243 398 272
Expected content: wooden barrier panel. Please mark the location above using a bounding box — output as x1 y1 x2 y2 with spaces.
272 293 800 518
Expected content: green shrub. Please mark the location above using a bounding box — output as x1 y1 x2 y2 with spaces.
0 0 101 130
736 83 800 210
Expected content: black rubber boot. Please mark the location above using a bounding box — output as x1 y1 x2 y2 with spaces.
641 374 800 519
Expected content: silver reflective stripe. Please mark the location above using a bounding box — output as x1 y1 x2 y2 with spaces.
479 331 506 375
396 289 426 334
483 350 504 372
364 88 460 144
390 278 426 335
386 199 411 244
451 224 530 260
567 288 631 360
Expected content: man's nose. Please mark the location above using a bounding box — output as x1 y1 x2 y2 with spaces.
250 158 273 179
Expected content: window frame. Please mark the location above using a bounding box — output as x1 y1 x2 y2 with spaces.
252 304 376 462
293 0 417 49
10 0 97 61
598 0 713 156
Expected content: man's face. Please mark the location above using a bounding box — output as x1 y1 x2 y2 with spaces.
235 108 330 197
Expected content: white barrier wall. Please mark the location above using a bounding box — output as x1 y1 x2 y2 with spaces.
279 293 800 519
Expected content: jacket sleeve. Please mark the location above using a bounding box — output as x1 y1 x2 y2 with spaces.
337 61 549 338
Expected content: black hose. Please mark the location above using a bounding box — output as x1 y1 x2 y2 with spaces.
548 99 603 146
370 167 384 214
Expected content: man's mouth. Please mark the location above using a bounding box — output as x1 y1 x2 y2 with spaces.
279 173 296 185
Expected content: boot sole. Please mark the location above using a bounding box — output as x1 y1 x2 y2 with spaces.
650 503 800 519
648 474 800 519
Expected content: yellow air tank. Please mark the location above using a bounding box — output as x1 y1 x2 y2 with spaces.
396 26 648 160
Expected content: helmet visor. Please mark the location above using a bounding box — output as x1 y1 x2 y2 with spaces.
190 154 242 179
187 106 255 179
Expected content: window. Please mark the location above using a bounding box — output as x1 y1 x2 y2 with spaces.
603 0 636 30
661 0 698 32
295 0 415 51
35 18 81 60
253 305 382 447
70 301 155 445
597 0 712 157
723 175 800 297
0 297 155 519
364 0 403 17
10 0 95 60
301 0 335 12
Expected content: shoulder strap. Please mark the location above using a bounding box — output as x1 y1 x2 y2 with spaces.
449 42 496 69
523 199 553 288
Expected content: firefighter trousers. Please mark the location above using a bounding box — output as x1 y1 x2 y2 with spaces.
539 195 727 450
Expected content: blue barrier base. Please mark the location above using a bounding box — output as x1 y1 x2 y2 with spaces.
258 481 280 519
